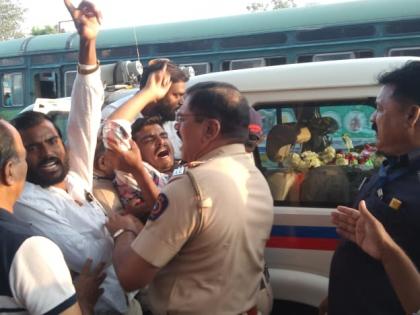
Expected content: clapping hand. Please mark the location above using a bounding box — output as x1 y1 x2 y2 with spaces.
332 200 392 261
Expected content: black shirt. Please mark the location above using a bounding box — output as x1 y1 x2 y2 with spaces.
328 150 420 315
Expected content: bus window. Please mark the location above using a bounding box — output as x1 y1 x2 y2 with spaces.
313 52 355 62
389 47 420 57
229 58 265 70
64 52 78 62
297 55 313 63
64 71 77 97
266 57 287 66
299 50 373 63
296 24 375 42
385 18 420 35
180 63 210 75
33 72 58 99
256 101 379 208
0 57 24 67
31 54 60 65
2 72 23 107
100 47 139 59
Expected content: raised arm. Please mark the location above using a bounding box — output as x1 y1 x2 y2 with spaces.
64 0 102 66
332 201 420 314
108 66 172 123
65 0 104 190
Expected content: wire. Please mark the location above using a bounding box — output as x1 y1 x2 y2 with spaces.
132 26 141 62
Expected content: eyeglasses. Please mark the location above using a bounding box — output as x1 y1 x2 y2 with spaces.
175 113 201 123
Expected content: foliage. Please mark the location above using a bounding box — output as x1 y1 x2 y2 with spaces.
31 25 59 36
0 0 26 40
246 0 297 12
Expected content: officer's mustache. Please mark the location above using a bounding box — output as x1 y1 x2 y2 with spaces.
371 122 378 132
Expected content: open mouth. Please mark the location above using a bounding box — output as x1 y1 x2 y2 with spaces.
156 148 170 159
39 158 61 172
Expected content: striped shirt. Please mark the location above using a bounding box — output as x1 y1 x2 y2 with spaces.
0 209 76 315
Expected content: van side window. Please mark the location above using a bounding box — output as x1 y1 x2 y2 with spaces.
256 100 380 208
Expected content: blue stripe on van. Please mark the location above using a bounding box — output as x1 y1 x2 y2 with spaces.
270 225 339 239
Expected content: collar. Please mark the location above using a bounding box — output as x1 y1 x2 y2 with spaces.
0 208 19 223
385 148 420 168
408 147 420 162
199 143 247 161
93 170 114 181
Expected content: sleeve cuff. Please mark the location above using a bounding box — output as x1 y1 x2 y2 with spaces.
43 294 77 315
131 230 179 268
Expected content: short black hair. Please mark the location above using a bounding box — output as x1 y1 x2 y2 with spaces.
140 60 189 88
378 61 420 107
131 116 163 137
11 111 62 138
0 120 18 174
186 81 250 141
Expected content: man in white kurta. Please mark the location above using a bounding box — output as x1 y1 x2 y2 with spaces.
11 1 138 313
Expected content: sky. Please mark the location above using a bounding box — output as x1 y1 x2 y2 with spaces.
19 0 351 33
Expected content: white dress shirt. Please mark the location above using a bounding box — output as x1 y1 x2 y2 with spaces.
14 69 130 313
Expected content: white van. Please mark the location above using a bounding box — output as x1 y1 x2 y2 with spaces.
187 56 420 312
29 56 419 313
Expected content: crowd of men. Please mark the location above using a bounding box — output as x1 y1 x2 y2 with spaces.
1 1 420 315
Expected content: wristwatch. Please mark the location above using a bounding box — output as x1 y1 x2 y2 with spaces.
112 228 137 241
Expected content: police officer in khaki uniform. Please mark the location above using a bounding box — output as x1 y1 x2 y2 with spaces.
106 81 274 315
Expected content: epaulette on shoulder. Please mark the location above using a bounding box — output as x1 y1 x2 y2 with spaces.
171 161 205 178
188 161 205 168
172 165 187 177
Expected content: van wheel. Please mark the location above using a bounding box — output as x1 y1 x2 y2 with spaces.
271 300 317 315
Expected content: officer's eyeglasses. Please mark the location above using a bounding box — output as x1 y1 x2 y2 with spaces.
175 113 205 123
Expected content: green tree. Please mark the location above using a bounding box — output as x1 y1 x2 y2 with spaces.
247 0 296 12
31 25 59 36
0 0 26 40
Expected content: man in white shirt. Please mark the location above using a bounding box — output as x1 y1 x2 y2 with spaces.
0 119 105 315
11 1 140 313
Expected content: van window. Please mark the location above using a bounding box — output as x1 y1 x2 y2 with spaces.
256 100 380 208
2 72 23 107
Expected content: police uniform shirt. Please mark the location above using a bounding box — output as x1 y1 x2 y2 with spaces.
0 209 76 315
131 144 274 315
328 149 420 315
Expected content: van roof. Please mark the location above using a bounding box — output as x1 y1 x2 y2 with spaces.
188 57 420 93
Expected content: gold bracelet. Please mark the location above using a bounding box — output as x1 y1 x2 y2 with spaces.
77 60 100 75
